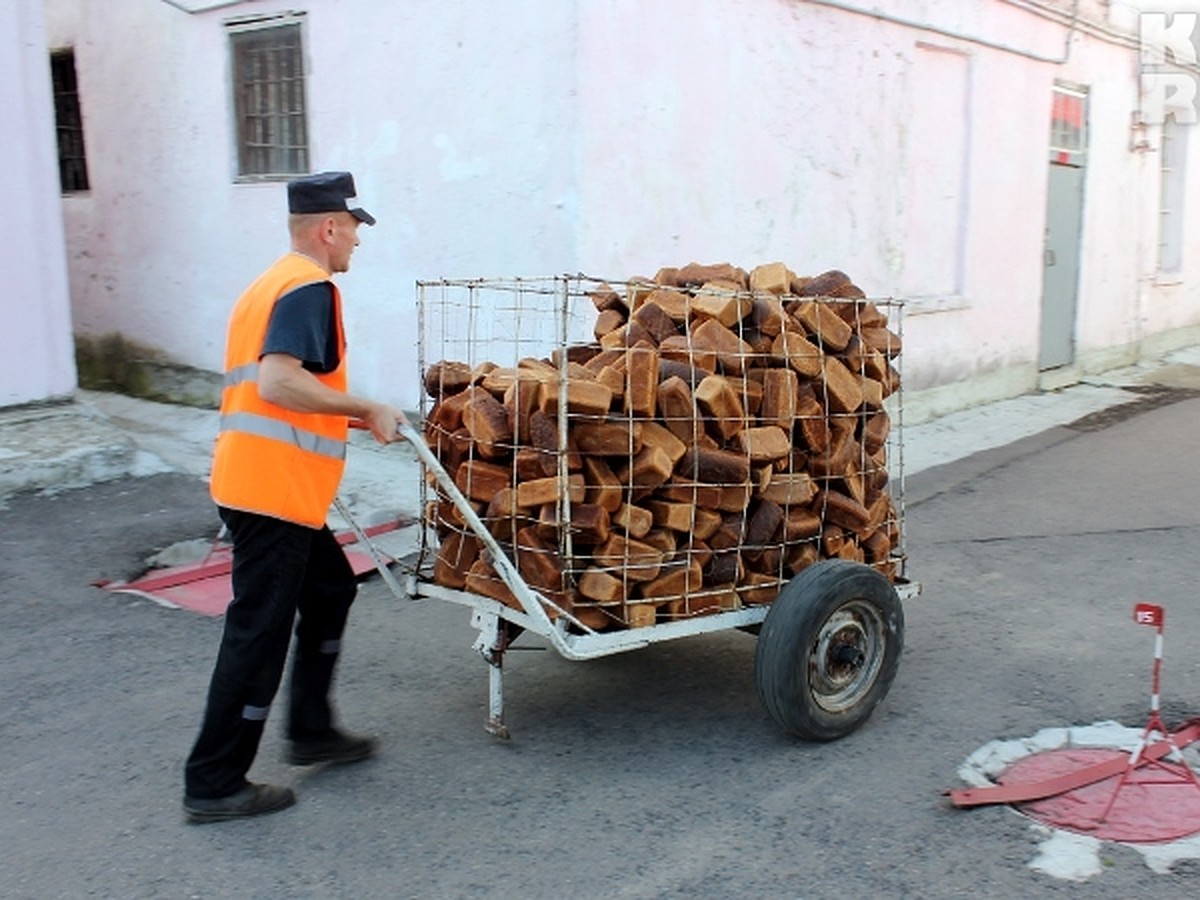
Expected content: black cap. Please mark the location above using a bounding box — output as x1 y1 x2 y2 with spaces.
287 171 376 226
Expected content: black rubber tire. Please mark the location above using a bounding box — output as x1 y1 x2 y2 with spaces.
755 559 904 741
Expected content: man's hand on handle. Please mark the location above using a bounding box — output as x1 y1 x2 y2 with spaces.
357 402 409 444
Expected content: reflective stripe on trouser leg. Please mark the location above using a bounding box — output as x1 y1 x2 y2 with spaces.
288 525 358 741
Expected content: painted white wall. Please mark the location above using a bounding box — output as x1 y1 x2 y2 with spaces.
45 0 578 410
1050 8 1200 375
2 0 76 407
574 0 1089 403
41 0 1200 418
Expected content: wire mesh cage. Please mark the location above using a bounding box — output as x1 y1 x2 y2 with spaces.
415 270 906 633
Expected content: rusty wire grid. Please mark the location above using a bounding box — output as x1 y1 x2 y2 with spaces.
414 272 907 632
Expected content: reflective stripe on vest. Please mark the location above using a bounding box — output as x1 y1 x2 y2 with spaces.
224 362 259 388
219 412 345 460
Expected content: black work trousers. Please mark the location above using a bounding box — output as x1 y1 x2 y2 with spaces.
184 506 357 799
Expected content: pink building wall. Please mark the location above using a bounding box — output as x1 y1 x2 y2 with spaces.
40 0 1200 419
3 0 76 407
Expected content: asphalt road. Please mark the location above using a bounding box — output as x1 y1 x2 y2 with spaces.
3 396 1200 898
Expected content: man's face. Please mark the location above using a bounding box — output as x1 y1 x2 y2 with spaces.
328 213 362 274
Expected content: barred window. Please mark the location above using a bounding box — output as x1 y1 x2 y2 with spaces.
50 50 89 193
230 18 309 178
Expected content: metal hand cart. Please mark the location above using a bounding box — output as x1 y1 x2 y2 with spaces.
402 274 919 740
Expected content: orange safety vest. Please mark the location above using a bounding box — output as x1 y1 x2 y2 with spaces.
210 252 349 528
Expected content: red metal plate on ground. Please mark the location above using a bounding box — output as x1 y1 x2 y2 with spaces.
1002 748 1200 843
98 521 403 616
108 548 383 616
947 722 1200 808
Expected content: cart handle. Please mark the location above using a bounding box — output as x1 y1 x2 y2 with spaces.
392 420 599 643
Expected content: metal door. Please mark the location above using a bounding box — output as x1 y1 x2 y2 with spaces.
1039 162 1085 370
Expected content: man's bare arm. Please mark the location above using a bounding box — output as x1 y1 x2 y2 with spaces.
258 353 407 444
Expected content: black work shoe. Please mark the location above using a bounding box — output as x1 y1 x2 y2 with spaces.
285 729 378 766
183 782 296 824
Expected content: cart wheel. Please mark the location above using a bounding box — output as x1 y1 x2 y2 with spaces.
755 559 904 741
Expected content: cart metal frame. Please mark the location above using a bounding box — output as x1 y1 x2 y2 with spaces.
405 274 919 738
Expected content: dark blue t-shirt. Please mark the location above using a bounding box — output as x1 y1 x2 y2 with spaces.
262 281 339 374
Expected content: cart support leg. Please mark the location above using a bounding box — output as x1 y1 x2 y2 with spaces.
486 656 509 739
471 611 511 739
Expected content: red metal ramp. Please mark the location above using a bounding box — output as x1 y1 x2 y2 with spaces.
96 520 405 616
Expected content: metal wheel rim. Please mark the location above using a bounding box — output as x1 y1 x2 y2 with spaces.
807 599 886 713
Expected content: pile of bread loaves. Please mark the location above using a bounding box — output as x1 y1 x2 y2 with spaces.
420 262 902 631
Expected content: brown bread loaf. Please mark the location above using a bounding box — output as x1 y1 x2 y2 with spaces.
423 264 904 629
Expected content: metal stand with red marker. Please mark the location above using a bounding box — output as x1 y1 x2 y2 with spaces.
1093 602 1200 825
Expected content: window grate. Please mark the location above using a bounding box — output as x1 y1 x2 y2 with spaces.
50 50 90 193
231 23 308 178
